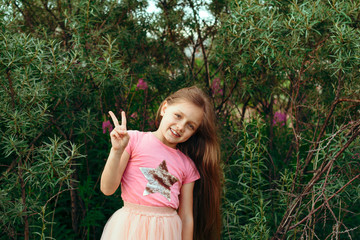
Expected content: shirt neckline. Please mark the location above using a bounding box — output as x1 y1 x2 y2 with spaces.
148 132 180 153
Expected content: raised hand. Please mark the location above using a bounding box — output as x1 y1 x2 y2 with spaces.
108 111 130 150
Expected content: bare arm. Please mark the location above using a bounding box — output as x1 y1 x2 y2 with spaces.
100 111 130 196
178 182 195 240
100 147 130 195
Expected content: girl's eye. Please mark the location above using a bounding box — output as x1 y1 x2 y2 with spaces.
175 114 181 119
188 124 195 130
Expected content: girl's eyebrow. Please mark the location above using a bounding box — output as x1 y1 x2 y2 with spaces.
178 110 199 126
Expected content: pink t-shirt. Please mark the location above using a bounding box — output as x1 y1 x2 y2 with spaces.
121 131 200 209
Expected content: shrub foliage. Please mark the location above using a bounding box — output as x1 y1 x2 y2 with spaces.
0 0 359 239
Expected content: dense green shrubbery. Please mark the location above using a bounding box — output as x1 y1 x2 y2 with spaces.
222 118 271 239
1 0 359 239
0 0 224 239
217 0 360 239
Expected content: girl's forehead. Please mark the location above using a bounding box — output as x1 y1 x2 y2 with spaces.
169 100 202 109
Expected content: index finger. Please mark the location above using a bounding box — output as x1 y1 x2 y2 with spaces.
121 111 127 128
108 111 120 127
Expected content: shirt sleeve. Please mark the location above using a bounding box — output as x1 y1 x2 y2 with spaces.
125 130 139 155
183 156 200 184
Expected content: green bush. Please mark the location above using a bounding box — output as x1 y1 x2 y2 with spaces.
222 118 271 239
1 0 359 239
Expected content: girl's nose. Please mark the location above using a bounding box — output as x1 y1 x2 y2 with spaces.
178 122 185 132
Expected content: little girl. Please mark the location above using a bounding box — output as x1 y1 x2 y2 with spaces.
100 86 222 240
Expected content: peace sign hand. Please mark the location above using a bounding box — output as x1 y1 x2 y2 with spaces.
108 111 130 151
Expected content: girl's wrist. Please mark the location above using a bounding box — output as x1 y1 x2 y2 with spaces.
110 146 125 154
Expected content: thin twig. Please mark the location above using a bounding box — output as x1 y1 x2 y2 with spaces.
289 173 360 230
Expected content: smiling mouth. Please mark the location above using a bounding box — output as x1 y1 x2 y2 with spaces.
170 128 180 137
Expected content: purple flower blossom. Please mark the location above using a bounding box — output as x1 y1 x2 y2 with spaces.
211 78 223 96
102 120 113 134
136 78 148 90
273 112 287 126
130 112 138 119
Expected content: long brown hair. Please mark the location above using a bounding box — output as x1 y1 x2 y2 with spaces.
156 86 222 239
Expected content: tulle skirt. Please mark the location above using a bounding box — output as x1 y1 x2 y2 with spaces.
100 202 182 240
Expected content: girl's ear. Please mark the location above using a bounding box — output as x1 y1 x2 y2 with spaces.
160 101 168 116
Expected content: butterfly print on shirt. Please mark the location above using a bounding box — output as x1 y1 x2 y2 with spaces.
140 160 179 201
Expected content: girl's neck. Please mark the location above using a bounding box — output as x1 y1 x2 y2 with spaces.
151 130 178 149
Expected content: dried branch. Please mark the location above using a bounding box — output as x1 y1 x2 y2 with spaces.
216 78 240 112
272 125 360 239
289 173 360 230
303 98 360 173
187 0 211 91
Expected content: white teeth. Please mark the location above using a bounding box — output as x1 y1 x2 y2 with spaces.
170 128 180 137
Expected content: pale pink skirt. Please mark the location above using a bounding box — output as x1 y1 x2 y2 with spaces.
101 202 182 240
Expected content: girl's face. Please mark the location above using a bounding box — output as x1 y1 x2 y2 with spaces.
153 100 204 149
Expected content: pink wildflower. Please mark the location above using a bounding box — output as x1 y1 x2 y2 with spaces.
136 78 148 90
273 112 287 126
102 120 113 134
212 78 223 96
130 112 138 119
